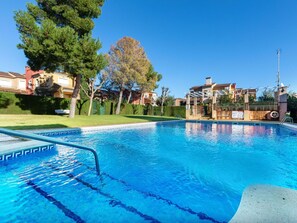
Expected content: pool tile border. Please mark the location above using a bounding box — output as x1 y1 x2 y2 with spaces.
0 144 55 162
282 123 297 131
33 120 184 136
188 119 280 125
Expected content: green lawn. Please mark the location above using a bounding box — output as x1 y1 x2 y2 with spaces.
0 114 180 130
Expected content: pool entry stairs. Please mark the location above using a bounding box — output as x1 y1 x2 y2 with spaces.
0 128 224 222
10 157 223 223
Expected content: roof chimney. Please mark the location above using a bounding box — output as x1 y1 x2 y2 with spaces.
205 77 212 85
25 66 30 72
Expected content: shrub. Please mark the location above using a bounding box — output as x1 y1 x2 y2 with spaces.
0 92 14 109
0 92 186 118
132 104 144 115
0 92 70 114
288 95 297 122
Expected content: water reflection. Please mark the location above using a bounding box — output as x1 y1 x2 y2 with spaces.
185 122 277 137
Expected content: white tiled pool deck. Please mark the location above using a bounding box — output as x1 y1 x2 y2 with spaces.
230 185 297 223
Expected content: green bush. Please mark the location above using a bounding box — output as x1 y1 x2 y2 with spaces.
102 101 113 115
0 92 70 114
144 104 153 115
76 99 89 115
164 106 173 116
119 104 133 115
0 92 14 109
109 103 145 115
147 106 185 118
132 104 144 115
0 92 186 118
288 95 297 122
171 106 186 118
151 106 160 116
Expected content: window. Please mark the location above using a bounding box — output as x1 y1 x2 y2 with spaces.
18 80 26 90
58 77 69 86
0 79 12 88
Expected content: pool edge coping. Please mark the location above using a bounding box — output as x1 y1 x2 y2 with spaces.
230 184 297 223
25 119 185 135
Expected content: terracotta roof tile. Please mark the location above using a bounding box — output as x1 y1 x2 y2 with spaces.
0 71 26 79
8 72 25 78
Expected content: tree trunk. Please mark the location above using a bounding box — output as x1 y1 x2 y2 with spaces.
161 100 164 116
88 92 94 116
127 91 132 104
77 99 88 115
116 89 123 115
139 93 143 105
69 74 82 118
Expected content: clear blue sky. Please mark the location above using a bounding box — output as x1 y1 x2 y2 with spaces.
1 0 297 97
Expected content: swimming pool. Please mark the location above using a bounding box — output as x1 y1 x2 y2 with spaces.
1 121 297 222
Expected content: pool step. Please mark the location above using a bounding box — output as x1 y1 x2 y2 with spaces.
63 160 222 223
20 161 158 223
18 159 223 223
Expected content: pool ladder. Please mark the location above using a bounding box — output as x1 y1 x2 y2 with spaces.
0 128 101 175
281 116 294 124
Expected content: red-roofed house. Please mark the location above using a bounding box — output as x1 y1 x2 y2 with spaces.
0 71 27 94
25 66 75 98
190 77 236 103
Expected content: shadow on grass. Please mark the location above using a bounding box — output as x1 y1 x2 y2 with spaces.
124 115 181 122
3 124 68 130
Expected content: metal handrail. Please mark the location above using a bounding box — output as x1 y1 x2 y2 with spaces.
0 128 100 175
281 116 294 124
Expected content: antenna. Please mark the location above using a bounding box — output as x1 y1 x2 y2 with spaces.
277 49 281 89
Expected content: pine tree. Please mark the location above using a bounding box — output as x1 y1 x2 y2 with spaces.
15 0 105 118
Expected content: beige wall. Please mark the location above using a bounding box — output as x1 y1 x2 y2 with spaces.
215 110 270 121
249 111 270 120
0 77 26 91
42 72 74 88
33 72 75 98
52 73 74 88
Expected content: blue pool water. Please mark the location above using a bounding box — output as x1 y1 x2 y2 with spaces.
1 121 297 222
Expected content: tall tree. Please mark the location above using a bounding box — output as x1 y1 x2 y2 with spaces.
258 88 275 102
138 64 162 105
15 0 105 118
106 37 150 114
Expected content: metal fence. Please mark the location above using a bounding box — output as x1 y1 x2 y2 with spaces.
249 102 278 111
216 102 277 111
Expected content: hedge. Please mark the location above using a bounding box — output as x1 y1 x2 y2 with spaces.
143 105 185 118
0 92 69 114
288 95 297 122
0 92 186 118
